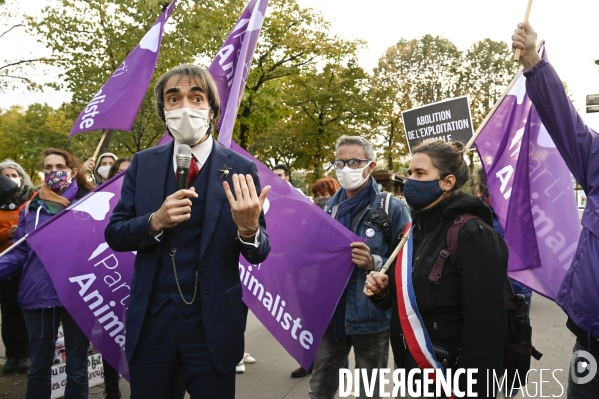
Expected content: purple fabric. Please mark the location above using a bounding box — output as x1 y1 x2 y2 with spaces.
27 175 133 379
231 143 361 369
525 60 599 339
0 185 87 310
25 0 360 375
208 0 268 148
474 46 580 300
69 1 176 136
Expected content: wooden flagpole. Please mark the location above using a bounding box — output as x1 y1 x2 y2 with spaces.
379 226 411 275
514 0 534 61
464 40 545 152
92 129 109 160
363 227 410 295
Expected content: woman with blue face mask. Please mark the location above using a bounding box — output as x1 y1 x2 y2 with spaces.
364 140 509 398
0 148 93 399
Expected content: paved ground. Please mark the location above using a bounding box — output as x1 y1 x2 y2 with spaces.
1 294 576 398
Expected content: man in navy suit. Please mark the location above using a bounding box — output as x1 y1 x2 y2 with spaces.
105 64 271 399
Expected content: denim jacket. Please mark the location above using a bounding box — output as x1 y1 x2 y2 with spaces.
325 178 412 334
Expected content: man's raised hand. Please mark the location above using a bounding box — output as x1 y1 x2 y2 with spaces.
223 174 271 237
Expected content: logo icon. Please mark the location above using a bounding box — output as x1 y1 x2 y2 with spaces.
570 349 597 384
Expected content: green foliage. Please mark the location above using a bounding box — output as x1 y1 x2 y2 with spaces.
459 39 519 130
368 36 518 170
0 104 132 182
252 55 368 185
4 0 520 182
27 0 218 154
368 35 462 170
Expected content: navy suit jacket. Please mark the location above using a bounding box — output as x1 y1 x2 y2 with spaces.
105 140 270 373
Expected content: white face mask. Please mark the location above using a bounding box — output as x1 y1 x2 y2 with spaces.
97 165 110 179
10 177 21 187
164 108 211 146
336 162 371 191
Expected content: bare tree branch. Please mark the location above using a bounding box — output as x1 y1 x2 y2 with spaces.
0 58 47 71
0 23 25 39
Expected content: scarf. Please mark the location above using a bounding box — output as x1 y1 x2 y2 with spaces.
331 178 373 340
38 180 79 215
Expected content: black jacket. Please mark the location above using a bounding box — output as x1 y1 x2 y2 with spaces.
371 192 507 397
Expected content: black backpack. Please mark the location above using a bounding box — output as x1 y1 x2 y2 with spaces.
427 214 542 389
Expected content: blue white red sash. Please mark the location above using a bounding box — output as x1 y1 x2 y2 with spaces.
394 222 454 397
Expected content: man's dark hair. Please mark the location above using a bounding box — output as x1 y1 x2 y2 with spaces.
154 64 221 135
273 164 290 177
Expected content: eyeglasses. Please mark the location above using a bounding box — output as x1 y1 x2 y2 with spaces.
331 158 371 170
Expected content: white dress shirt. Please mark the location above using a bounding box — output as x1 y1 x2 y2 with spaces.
150 135 260 247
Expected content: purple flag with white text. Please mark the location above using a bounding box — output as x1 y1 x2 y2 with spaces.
231 143 361 368
69 1 176 136
158 0 360 367
209 0 268 148
27 0 359 375
475 45 580 299
26 177 133 380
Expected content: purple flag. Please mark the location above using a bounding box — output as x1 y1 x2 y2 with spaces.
69 1 176 136
26 176 133 380
231 143 361 369
27 0 360 375
208 0 268 148
475 45 580 299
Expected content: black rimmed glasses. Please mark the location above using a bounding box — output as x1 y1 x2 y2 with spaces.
331 158 371 170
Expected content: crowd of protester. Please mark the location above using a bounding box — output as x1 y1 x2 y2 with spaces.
0 21 596 399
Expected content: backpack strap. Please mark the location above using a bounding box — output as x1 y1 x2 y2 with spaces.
429 213 481 285
368 192 393 248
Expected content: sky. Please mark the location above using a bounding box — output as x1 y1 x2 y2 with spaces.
1 0 599 129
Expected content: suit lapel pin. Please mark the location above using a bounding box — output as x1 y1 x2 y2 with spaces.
219 163 232 180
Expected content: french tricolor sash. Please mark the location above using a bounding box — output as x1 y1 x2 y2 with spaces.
395 223 454 397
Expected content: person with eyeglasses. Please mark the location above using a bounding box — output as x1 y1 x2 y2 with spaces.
308 136 411 399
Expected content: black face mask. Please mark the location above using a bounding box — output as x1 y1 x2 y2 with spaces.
403 178 444 210
314 197 329 209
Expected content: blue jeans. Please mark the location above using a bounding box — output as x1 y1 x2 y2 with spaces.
309 322 389 399
568 341 599 399
23 308 90 399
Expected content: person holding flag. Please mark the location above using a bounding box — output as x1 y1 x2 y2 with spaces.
365 140 508 397
513 21 599 397
309 136 411 399
104 64 271 399
0 149 94 399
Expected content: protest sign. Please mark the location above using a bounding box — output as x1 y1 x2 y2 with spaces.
401 96 474 153
50 326 105 399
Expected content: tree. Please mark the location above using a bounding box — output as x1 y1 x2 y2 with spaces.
0 104 75 179
283 56 368 180
232 0 364 151
459 39 519 130
369 35 462 170
28 0 211 154
0 0 50 92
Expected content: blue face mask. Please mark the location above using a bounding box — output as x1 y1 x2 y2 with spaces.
404 178 444 210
